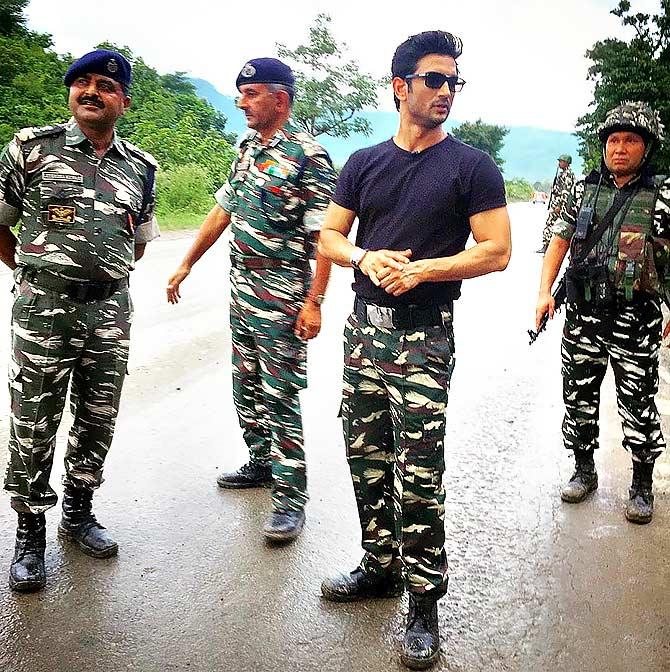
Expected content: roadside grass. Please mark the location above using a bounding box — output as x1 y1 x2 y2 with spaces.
157 210 207 231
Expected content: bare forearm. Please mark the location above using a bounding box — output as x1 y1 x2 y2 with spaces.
539 236 570 294
318 228 356 267
179 205 230 271
309 250 332 297
420 239 510 282
0 227 18 270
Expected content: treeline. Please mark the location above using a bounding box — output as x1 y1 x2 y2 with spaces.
0 1 236 220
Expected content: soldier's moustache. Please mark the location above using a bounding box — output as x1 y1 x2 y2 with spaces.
78 96 104 108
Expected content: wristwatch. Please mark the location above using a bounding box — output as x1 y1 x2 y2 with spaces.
350 247 368 269
307 293 325 306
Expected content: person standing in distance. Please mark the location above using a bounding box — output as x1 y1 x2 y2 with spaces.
166 58 336 542
0 49 159 592
318 31 511 669
537 154 575 253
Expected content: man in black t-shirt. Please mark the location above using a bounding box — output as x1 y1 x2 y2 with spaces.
318 31 511 669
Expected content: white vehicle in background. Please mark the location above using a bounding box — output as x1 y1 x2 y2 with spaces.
531 190 548 205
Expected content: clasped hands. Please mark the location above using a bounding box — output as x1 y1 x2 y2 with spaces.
358 248 425 297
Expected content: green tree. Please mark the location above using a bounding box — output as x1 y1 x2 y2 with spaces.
451 119 509 170
276 13 383 138
505 177 534 202
0 0 29 36
576 0 670 172
0 32 68 144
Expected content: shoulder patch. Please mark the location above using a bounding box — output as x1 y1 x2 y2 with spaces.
15 124 66 144
122 140 159 170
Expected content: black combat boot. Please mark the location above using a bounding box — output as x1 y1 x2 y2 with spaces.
216 461 273 489
321 563 405 602
263 509 305 542
9 510 47 592
560 450 598 503
401 593 441 669
58 485 118 558
625 461 654 524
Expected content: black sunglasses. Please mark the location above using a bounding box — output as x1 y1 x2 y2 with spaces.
404 72 466 93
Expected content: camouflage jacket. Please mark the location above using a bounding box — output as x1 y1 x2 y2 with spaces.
215 118 336 264
554 169 670 299
0 118 159 281
547 167 575 221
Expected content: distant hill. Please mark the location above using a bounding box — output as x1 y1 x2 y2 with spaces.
192 78 582 183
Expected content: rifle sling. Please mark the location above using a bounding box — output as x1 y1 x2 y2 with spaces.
571 186 634 267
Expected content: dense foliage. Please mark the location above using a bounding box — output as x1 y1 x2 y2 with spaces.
276 14 383 138
452 119 509 171
577 0 670 172
504 177 534 202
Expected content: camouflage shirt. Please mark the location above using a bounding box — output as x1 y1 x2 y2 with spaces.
548 167 575 221
0 118 159 281
215 118 335 263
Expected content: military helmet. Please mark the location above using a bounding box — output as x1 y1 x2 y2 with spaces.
597 101 664 147
557 154 572 164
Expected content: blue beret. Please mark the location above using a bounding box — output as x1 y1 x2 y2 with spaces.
235 58 295 90
64 50 132 89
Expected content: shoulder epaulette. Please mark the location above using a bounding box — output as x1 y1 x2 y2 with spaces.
122 140 159 170
15 123 66 144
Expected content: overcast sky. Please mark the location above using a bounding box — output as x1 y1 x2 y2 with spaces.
25 0 660 132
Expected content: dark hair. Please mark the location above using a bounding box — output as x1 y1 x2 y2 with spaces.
391 30 463 110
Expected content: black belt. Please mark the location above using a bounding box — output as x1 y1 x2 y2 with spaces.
21 268 128 303
231 255 286 270
354 296 451 330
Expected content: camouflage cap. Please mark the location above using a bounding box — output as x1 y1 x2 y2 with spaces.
557 154 572 164
597 101 664 146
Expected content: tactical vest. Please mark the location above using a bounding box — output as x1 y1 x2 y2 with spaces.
571 176 668 301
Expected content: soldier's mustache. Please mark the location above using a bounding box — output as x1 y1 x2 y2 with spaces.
78 96 104 109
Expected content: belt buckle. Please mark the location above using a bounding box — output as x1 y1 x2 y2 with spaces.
365 304 394 329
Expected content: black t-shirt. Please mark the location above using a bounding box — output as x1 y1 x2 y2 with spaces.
333 135 507 306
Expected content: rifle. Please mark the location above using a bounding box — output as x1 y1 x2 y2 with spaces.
528 276 566 345
546 167 559 212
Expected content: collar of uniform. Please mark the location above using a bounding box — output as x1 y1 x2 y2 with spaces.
64 118 128 159
246 118 299 149
604 169 643 190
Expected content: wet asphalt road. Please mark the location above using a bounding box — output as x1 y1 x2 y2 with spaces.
0 202 668 672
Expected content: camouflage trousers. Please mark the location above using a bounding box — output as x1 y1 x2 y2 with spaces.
230 266 309 512
561 295 665 463
4 277 132 514
341 308 455 597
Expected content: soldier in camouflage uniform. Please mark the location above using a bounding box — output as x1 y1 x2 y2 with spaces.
537 154 575 253
318 31 511 669
536 101 669 525
167 58 335 542
0 50 159 592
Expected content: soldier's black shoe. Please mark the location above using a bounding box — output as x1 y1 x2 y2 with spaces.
216 462 273 489
625 461 654 524
401 593 441 669
561 451 598 503
321 566 405 602
9 511 46 593
263 509 305 542
58 485 118 559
